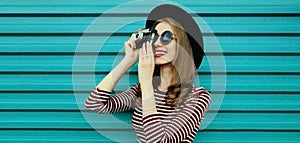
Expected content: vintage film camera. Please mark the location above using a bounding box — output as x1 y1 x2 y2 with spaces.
131 28 158 49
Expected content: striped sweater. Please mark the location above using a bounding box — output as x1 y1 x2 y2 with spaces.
85 83 211 143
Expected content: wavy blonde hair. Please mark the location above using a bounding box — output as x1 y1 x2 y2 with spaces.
137 18 196 108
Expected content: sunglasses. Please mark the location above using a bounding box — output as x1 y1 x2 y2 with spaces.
155 30 176 45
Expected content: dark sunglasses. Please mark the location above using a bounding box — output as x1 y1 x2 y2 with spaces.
156 30 175 45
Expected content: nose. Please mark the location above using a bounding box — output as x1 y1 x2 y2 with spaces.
153 36 162 47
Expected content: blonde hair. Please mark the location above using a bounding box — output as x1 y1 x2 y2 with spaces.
137 18 196 108
160 18 196 107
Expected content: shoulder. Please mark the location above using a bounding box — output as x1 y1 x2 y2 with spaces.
192 85 210 95
178 86 211 113
191 85 211 103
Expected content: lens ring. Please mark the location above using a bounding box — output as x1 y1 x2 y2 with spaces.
160 30 173 45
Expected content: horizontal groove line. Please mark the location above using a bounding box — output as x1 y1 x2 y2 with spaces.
0 90 300 94
0 128 299 132
202 129 300 132
1 33 300 37
0 128 132 131
0 13 300 17
0 52 299 56
0 109 299 114
210 91 300 95
0 71 299 75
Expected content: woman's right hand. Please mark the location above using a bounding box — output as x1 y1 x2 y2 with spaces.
123 34 139 66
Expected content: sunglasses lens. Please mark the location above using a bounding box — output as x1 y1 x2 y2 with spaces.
160 31 173 45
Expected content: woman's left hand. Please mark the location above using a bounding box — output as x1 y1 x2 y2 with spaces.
138 40 155 85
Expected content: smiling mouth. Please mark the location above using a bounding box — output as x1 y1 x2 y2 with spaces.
154 50 167 57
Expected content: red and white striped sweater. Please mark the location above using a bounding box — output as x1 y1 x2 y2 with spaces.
85 83 211 143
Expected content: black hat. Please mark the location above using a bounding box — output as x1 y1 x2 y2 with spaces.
145 4 204 70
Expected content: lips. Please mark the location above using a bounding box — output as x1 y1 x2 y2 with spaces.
154 50 167 57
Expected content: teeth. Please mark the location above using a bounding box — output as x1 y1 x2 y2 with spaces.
154 50 167 56
155 52 166 55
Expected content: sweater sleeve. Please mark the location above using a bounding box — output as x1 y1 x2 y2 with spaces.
85 83 140 114
142 88 211 143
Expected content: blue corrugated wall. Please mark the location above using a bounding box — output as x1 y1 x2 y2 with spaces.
0 0 300 142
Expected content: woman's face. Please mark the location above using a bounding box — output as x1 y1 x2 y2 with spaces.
153 22 177 65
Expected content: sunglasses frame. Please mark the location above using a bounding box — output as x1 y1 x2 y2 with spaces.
157 30 176 45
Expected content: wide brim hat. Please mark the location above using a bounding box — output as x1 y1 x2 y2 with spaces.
145 4 204 70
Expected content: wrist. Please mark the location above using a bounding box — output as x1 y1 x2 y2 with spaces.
140 80 153 91
140 83 156 116
120 58 135 70
123 56 136 66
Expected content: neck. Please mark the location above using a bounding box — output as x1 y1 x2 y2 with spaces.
158 64 173 91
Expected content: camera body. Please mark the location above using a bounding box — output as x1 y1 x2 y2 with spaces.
131 28 158 49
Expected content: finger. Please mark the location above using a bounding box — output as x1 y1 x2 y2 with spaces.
129 40 136 50
133 41 137 50
126 42 135 53
147 41 153 55
130 35 137 50
145 41 150 55
147 41 154 62
150 33 155 46
139 47 143 61
142 42 147 58
126 41 132 49
125 37 133 46
140 43 146 59
130 33 136 41
145 41 150 62
124 42 131 53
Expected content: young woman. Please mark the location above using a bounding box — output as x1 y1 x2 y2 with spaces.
85 4 211 143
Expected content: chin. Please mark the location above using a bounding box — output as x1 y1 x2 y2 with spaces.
154 54 175 65
155 59 172 65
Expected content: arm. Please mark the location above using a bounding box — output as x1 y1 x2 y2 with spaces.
85 36 139 113
137 41 157 115
142 88 211 143
85 83 139 113
96 58 134 91
97 37 138 91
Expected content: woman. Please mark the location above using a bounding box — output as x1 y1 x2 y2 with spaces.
85 4 211 143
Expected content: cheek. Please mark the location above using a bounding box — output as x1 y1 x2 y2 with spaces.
167 44 178 59
167 50 177 59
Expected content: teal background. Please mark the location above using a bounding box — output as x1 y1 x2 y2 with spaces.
0 0 300 142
